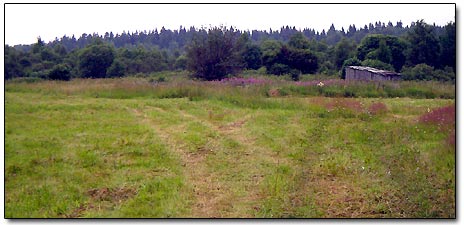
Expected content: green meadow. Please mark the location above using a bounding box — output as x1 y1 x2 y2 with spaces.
5 77 455 218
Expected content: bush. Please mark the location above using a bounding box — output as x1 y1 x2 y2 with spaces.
401 64 434 81
107 59 126 78
48 64 71 81
174 55 188 70
264 42 318 76
29 70 50 79
433 67 455 82
78 41 115 78
290 69 300 81
340 57 362 79
361 59 394 71
343 89 356 97
402 64 456 82
268 63 291 75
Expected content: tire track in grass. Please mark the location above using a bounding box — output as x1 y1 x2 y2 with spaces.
178 109 260 216
132 103 291 217
131 106 227 218
175 107 292 217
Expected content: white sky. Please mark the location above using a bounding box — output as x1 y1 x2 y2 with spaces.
4 3 455 46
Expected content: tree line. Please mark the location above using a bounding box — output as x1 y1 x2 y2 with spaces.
4 20 455 82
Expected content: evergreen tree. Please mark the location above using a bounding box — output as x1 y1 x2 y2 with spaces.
439 22 456 71
405 20 440 67
288 32 311 49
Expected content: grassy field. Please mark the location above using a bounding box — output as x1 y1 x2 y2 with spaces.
5 77 455 218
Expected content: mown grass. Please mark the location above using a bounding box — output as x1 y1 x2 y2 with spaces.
5 93 190 218
5 77 455 218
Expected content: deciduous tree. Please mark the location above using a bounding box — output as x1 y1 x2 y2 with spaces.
186 27 244 80
78 40 115 78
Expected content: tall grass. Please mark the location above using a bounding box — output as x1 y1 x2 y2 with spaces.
419 104 456 147
6 77 455 103
278 80 454 99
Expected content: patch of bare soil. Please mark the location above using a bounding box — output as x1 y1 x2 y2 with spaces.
63 203 94 218
87 187 137 202
63 187 137 218
219 119 247 131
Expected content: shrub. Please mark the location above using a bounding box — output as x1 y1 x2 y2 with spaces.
78 41 115 78
340 57 362 79
107 59 126 78
48 64 71 81
269 63 291 75
265 43 318 76
174 55 188 70
290 69 300 81
402 64 456 82
343 89 356 97
361 59 394 71
401 64 434 81
432 67 455 82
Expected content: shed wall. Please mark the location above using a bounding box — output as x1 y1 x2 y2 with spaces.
346 67 400 81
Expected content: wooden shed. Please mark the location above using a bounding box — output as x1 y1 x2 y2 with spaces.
345 66 401 81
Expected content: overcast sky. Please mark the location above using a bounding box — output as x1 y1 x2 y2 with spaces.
5 3 455 46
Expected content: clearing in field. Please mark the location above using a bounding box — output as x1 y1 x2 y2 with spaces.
5 78 455 218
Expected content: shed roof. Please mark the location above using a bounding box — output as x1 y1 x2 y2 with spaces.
348 66 401 76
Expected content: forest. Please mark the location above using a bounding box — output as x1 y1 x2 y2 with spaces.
5 20 455 82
